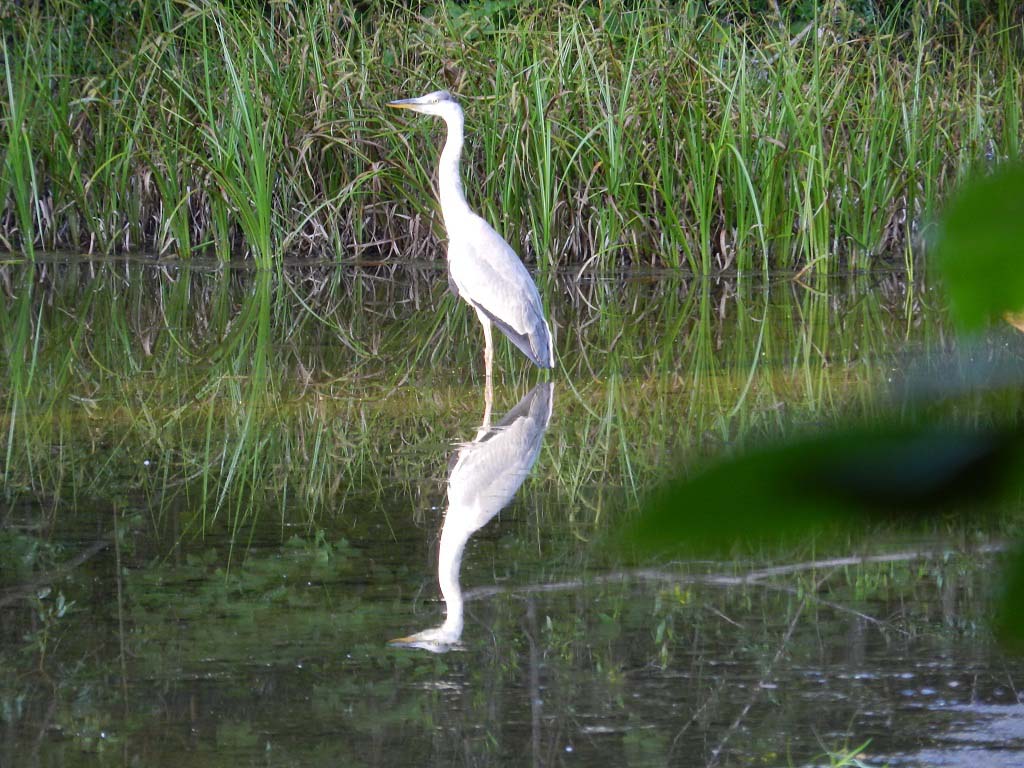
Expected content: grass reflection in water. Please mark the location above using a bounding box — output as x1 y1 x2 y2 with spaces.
2 260 940 534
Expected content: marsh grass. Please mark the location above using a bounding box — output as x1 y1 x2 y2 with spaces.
0 1 1020 269
2 36 41 260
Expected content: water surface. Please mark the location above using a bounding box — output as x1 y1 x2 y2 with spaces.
2 260 1022 766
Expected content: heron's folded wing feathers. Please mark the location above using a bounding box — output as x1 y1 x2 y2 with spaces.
448 218 551 367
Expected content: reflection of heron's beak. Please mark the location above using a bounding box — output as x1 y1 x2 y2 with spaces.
388 633 456 653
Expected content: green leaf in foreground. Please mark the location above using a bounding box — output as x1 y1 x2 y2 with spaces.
936 162 1024 331
995 547 1024 654
628 425 1023 556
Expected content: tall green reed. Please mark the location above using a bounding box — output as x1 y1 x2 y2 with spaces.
2 37 41 259
187 7 287 266
525 55 557 271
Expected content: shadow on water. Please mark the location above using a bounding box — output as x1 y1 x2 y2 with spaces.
2 258 1024 765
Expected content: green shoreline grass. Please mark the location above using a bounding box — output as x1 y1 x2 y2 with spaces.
1 1 1021 271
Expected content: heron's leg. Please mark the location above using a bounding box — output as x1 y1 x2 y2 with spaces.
478 313 494 428
481 315 494 383
473 313 497 430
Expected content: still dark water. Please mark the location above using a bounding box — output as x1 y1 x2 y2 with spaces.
2 260 1024 766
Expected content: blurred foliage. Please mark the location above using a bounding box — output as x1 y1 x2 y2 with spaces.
996 546 1024 652
631 423 1023 556
936 162 1024 332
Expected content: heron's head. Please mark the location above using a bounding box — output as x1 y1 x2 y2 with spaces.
387 89 461 120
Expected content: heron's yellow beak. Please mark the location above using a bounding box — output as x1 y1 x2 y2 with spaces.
386 98 418 110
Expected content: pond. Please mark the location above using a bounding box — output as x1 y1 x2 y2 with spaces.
2 259 1023 767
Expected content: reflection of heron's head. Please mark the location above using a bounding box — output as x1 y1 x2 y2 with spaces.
388 625 462 654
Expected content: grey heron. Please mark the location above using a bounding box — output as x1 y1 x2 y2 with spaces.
387 90 554 388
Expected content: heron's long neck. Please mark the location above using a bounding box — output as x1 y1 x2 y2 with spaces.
438 109 472 232
437 510 470 636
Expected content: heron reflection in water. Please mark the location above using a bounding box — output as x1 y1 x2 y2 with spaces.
390 383 554 653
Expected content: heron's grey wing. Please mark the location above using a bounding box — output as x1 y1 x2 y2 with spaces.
448 218 553 368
